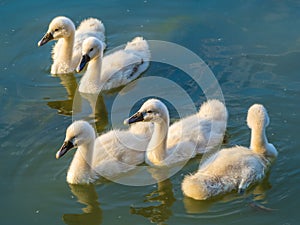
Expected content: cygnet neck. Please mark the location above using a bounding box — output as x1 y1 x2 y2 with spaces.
67 140 95 184
60 33 75 66
88 56 103 82
250 125 268 155
79 56 103 93
146 117 169 166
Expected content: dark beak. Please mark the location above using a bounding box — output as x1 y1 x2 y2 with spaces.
56 140 74 159
38 32 54 47
76 54 91 72
126 112 144 124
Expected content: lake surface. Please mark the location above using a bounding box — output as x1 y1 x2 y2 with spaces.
1 0 299 224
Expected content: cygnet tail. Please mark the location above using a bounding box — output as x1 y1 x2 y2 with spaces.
198 99 228 121
181 174 211 200
125 37 150 61
77 18 106 34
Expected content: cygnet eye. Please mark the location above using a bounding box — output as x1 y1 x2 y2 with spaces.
54 28 59 32
147 110 153 113
70 136 78 145
90 48 94 52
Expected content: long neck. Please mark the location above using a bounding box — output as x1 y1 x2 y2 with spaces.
59 34 74 65
146 118 169 166
79 57 102 93
67 140 94 184
88 56 102 82
250 126 268 155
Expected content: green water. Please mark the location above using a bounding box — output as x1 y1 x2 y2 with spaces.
1 0 299 224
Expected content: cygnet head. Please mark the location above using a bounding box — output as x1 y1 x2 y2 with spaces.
56 120 95 159
247 104 270 130
76 37 105 72
126 99 169 125
38 16 75 47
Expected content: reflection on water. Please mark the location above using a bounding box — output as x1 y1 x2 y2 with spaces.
76 92 109 133
62 184 102 225
130 167 176 224
47 73 109 132
47 73 79 116
130 179 175 224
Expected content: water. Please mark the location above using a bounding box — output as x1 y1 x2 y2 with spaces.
1 0 299 224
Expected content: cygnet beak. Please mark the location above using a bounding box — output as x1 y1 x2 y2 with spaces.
126 112 144 124
56 140 74 159
38 32 54 47
76 54 90 73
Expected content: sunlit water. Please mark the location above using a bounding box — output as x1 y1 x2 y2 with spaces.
0 0 299 224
